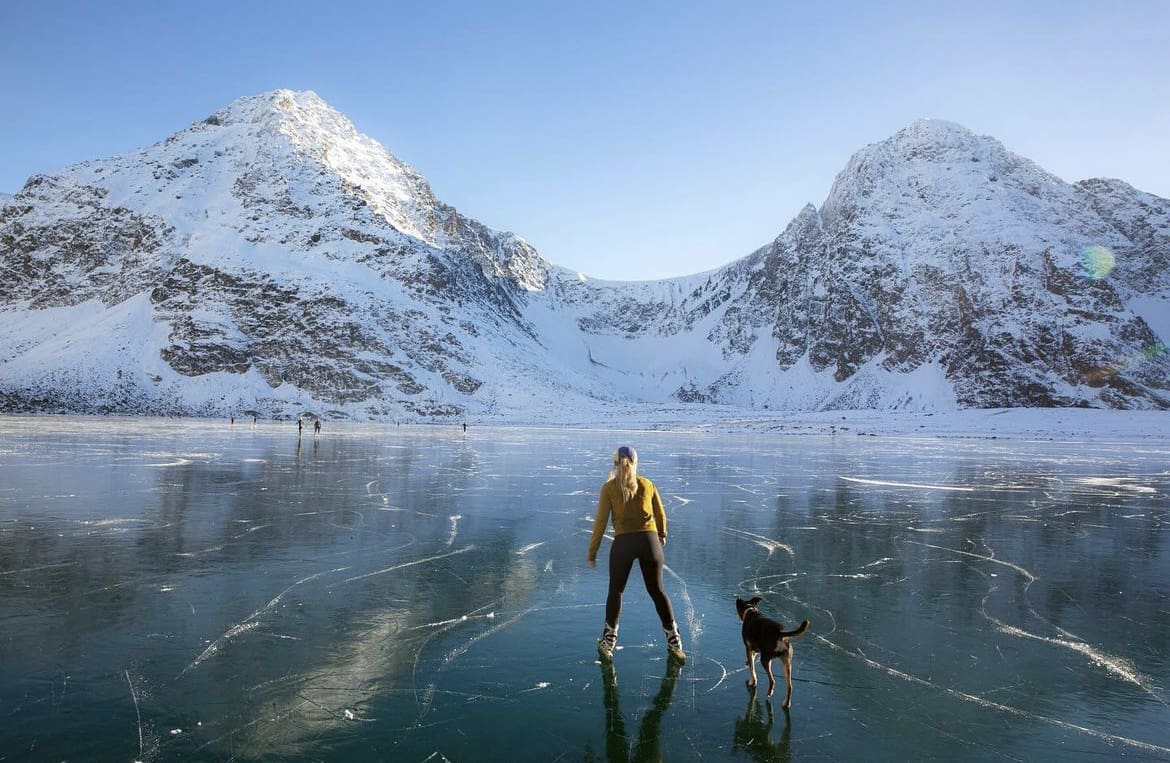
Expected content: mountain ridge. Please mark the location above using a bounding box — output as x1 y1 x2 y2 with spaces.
1 90 1167 420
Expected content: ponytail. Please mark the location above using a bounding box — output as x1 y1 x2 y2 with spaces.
609 446 639 502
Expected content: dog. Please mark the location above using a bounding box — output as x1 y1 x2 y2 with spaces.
735 596 809 708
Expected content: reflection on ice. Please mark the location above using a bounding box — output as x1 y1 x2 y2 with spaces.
1 417 1168 760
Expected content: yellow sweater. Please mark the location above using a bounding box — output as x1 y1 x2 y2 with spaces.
588 476 667 562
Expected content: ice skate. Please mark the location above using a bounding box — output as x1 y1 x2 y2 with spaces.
598 624 618 662
665 623 686 664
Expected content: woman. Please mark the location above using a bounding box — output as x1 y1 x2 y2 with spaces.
588 445 685 664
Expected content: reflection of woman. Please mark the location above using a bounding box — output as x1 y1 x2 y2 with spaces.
588 446 685 663
597 659 681 762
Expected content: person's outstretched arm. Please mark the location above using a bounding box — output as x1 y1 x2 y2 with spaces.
588 486 611 565
652 486 667 545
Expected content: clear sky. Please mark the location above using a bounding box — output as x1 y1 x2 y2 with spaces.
2 1 1167 280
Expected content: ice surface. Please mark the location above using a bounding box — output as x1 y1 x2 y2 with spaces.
1 414 1168 760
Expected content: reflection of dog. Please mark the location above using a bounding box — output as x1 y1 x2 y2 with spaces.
733 684 791 762
736 596 809 708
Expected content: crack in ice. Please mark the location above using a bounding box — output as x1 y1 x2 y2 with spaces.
841 475 975 492
179 567 348 677
723 527 794 557
815 634 1170 755
903 539 1035 586
345 546 474 584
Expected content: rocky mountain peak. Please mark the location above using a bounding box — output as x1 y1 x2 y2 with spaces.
201 89 327 128
887 118 991 153
38 89 447 254
828 118 1060 201
819 115 1104 259
189 89 390 170
784 203 823 245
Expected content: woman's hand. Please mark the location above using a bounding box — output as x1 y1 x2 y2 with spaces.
659 535 667 548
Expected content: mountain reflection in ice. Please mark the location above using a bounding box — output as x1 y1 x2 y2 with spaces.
1 416 1168 761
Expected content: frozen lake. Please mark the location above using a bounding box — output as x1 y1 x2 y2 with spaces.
2 416 1169 761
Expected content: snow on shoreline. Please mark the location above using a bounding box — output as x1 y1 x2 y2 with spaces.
2 407 1168 444
504 406 1170 443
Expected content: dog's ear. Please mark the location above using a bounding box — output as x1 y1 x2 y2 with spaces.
748 596 763 606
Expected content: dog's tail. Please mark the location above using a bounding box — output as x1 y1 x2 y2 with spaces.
781 620 810 639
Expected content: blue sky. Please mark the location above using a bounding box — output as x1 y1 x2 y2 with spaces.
2 1 1167 280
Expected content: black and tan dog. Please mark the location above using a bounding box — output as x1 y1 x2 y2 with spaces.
735 596 809 708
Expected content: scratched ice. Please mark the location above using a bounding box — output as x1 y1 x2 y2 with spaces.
1 416 1169 760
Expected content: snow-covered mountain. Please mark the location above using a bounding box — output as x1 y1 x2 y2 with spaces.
1 90 1167 420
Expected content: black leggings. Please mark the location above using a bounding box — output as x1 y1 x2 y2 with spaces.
606 531 676 630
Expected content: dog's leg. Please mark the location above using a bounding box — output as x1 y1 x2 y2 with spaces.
763 656 776 697
745 643 757 687
780 649 794 709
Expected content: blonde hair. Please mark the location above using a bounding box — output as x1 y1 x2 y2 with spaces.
609 446 638 502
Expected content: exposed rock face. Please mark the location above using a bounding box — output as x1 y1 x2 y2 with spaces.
1073 178 1170 298
0 94 1167 419
630 120 1170 410
0 175 176 309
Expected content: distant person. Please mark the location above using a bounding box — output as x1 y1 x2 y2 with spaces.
462 422 467 433
314 420 321 435
588 445 685 664
298 419 303 435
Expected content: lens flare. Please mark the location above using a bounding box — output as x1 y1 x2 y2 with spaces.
1081 245 1116 280
1142 342 1168 361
